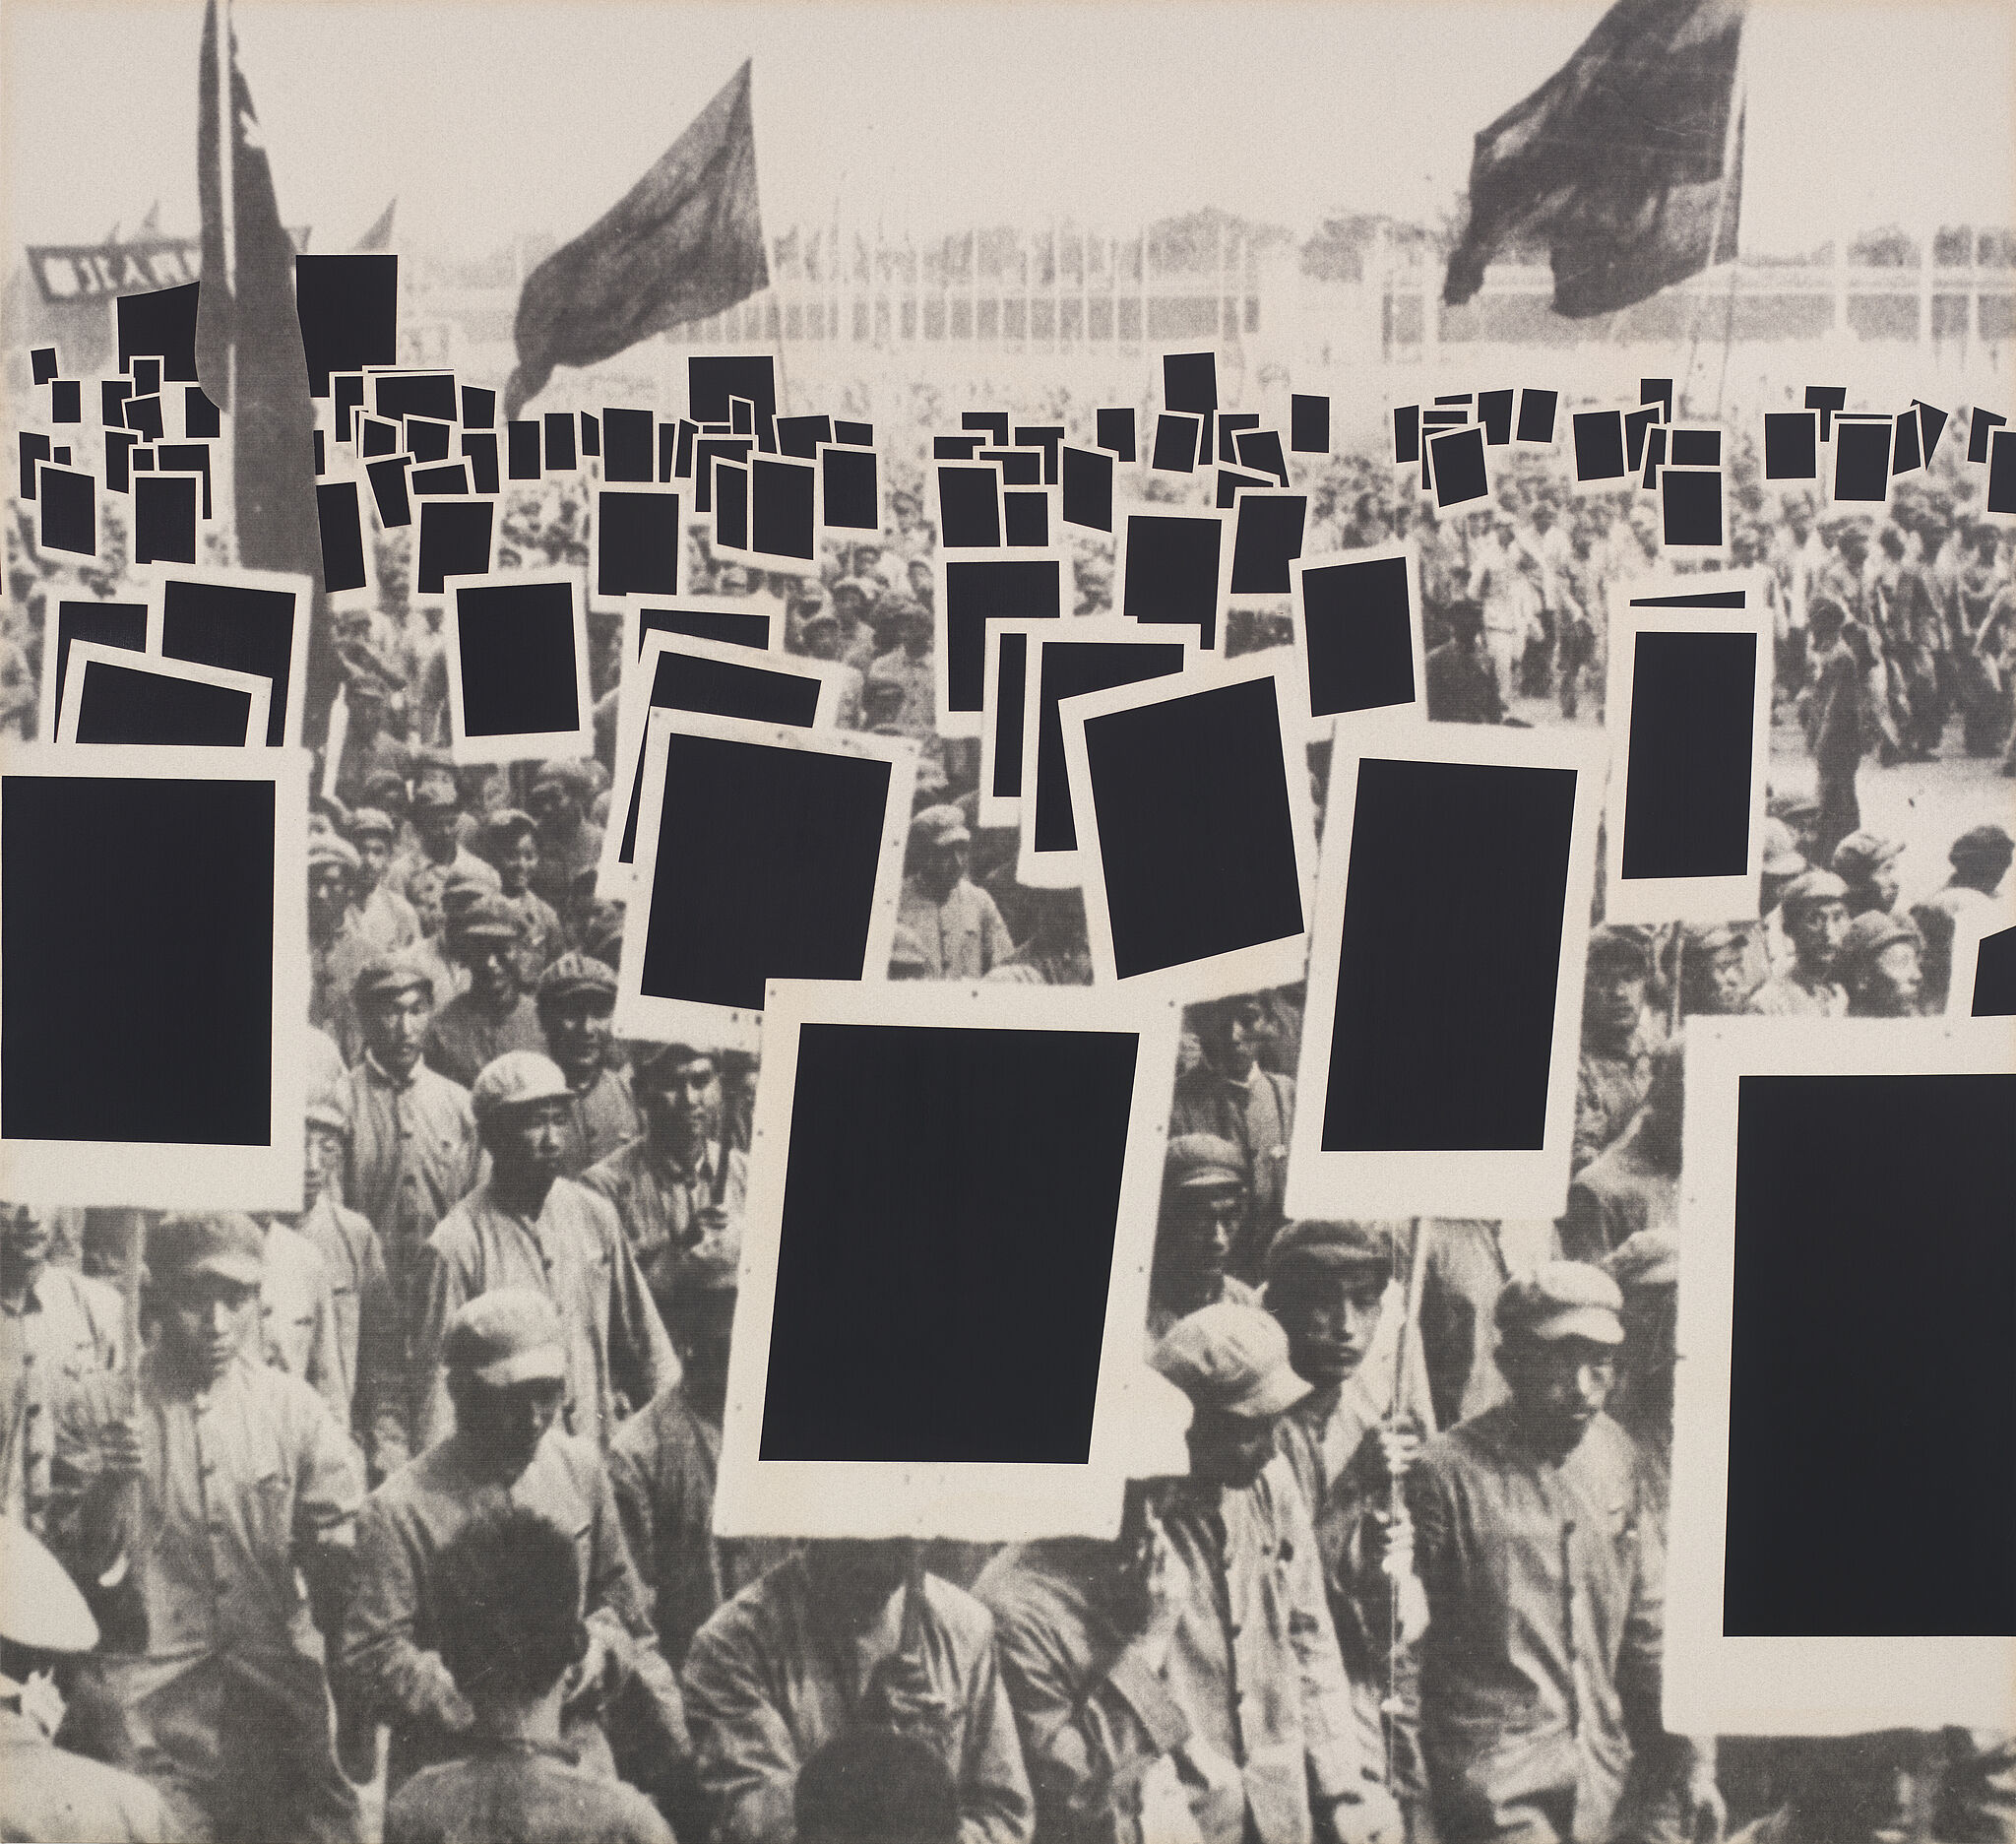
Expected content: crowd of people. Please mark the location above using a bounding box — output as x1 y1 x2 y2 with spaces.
1 374 2011 1844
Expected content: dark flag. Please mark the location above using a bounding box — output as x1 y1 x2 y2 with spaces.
196 0 331 731
1444 0 1745 317
503 59 767 419
352 197 398 252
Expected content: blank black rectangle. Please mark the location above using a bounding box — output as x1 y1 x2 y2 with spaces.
934 435 985 461
1393 405 1420 464
1323 758 1575 1151
714 464 749 550
598 408 652 482
116 284 198 381
659 422 679 482
580 413 600 458
461 432 501 497
990 631 1030 799
1968 409 2005 466
760 1022 1134 1464
1515 390 1557 443
359 415 400 459
1477 388 1515 445
37 467 94 555
102 379 134 427
982 448 1042 487
1573 410 1627 481
1670 427 1721 466
1300 556 1416 716
820 448 877 531
403 413 451 461
1833 420 1891 501
410 462 470 497
45 378 78 423
455 580 580 737
1233 428 1289 486
414 500 493 596
131 359 162 396
832 420 872 448
617 653 824 862
19 432 49 501
937 466 1002 548
638 604 771 655
156 444 213 520
1152 413 1200 473
72 660 255 745
372 372 458 424
1972 926 2016 1015
31 347 58 384
1163 350 1216 414
1003 489 1049 547
2 774 273 1144
1619 631 1755 879
542 413 577 472
1989 429 2016 517
334 376 365 446
1429 427 1488 508
1890 409 1922 476
293 254 398 395
777 414 834 460
1291 394 1330 454
963 411 1010 446
1061 446 1112 532
597 491 680 599
158 577 298 746
104 433 137 494
695 439 752 515
944 558 1064 713
1216 413 1260 464
1627 409 1660 473
1121 514 1223 649
1032 640 1186 852
506 419 541 479
52 601 148 718
133 475 198 565
123 395 164 443
1013 425 1063 485
1662 470 1723 547
751 459 816 560
462 386 496 430
1217 469 1269 510
1725 1073 2015 1637
638 731 890 1009
1228 493 1306 596
1082 677 1304 978
366 456 412 530
1096 407 1135 462
316 481 370 594
1763 413 1818 479
688 355 777 427
1804 384 1848 441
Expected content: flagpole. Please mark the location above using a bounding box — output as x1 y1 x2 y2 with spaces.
1710 43 1749 421
1680 25 1746 419
217 0 239 563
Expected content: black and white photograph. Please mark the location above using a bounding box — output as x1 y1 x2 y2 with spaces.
2 0 2013 1840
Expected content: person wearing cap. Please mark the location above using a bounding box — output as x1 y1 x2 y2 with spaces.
1422 598 1506 725
798 607 866 731
414 1052 675 1456
347 805 423 954
484 807 568 975
1674 922 1756 1016
900 804 1014 981
379 1502 677 1844
310 831 377 1065
535 953 642 1177
1474 513 1546 703
1170 995 1296 1280
0 1515 174 1842
1745 869 1852 1016
422 894 547 1090
866 594 938 738
827 575 880 674
1804 591 1876 862
1264 1223 1436 1808
1838 911 1926 1017
402 776 502 930
1832 830 1907 918
339 954 484 1441
1561 1040 1682 1265
1148 1136 1263 1345
682 1536 1035 1844
46 1213 367 1843
582 1040 747 1321
1 1199 121 1536
1755 818 1808 983
1955 518 2015 757
1911 822 2015 1010
1405 1262 1719 1844
343 1288 684 1800
998 1300 1395 1844
526 760 606 913
1573 928 1660 1176
297 1097 406 1483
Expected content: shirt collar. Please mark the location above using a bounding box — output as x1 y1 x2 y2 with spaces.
363 1049 421 1092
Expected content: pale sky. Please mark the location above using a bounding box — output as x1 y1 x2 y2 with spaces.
5 0 2012 260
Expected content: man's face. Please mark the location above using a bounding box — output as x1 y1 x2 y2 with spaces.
1185 1404 1279 1491
455 1373 565 1479
643 1057 718 1154
1502 1333 1616 1454
1158 1184 1240 1295
1706 943 1750 1012
921 837 968 890
416 807 460 855
1792 899 1850 974
529 784 579 835
1863 941 1922 1015
499 834 538 896
1212 1003 1267 1076
158 1273 260 1384
1858 858 1902 913
901 616 931 660
362 988 431 1071
1273 1267 1386 1388
309 862 350 925
805 1540 914 1635
460 934 522 1006
543 995 612 1071
303 1126 342 1203
487 1099 571 1182
1588 966 1648 1040
355 834 392 891
0 1202 50 1269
